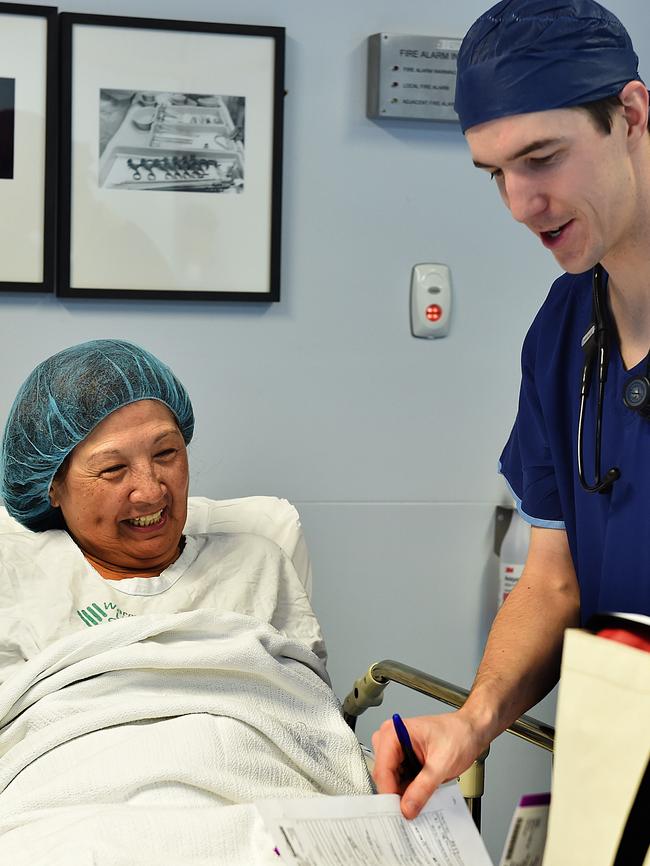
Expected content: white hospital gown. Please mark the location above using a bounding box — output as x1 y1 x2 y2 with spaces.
0 529 326 684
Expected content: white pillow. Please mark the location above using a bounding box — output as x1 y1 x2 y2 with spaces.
184 496 312 596
0 495 313 597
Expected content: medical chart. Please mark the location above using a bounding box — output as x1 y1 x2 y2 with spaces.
257 782 493 865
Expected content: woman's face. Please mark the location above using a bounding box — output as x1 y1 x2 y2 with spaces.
49 400 189 573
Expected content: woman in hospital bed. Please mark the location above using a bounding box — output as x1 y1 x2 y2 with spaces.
0 339 372 865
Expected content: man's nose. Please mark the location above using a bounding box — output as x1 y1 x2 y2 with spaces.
502 173 547 224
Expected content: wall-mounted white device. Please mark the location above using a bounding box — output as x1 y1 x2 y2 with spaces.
410 263 452 338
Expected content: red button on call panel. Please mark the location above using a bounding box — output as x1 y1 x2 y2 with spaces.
410 264 452 338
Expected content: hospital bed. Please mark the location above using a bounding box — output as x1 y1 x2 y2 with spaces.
0 496 553 836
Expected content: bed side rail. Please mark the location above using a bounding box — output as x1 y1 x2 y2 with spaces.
342 659 554 830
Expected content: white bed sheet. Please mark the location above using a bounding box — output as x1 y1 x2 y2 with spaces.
0 610 373 865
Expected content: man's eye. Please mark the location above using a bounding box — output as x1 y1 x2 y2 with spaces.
529 154 555 168
155 449 176 459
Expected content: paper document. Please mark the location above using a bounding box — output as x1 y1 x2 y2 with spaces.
257 781 493 865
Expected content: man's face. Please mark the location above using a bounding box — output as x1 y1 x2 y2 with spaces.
466 106 638 274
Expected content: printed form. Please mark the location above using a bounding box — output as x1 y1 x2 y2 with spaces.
257 782 494 865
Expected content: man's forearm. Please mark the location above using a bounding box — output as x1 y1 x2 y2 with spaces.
458 561 580 747
372 528 580 818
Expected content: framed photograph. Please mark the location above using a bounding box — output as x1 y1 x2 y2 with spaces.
0 3 57 292
58 13 285 301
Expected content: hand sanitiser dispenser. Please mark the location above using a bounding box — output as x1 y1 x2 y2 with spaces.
498 508 530 606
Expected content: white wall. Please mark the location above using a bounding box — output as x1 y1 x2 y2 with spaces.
2 0 648 859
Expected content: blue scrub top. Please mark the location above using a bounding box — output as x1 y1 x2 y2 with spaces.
500 268 650 625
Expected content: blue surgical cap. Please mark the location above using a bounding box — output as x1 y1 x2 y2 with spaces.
454 0 642 133
0 339 194 531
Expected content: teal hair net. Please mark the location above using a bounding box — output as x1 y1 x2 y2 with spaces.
0 339 194 531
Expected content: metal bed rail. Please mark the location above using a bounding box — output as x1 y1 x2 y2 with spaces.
342 659 555 830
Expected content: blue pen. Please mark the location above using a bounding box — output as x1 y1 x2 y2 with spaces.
392 713 422 779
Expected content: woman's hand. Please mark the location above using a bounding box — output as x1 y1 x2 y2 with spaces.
371 710 487 819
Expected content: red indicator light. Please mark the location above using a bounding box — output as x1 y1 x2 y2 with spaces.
426 304 442 322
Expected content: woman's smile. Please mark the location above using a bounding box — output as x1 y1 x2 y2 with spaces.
125 507 168 530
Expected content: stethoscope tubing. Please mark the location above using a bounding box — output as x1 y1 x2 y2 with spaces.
577 264 620 494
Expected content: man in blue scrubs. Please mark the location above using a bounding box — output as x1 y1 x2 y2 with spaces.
373 0 650 817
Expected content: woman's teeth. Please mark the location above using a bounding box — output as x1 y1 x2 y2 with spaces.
548 228 562 238
128 509 163 527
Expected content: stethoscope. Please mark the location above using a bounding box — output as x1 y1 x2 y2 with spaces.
577 263 650 494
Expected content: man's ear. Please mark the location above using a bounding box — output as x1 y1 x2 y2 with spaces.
619 80 649 143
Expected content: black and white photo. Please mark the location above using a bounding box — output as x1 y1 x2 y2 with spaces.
99 89 245 193
59 13 284 301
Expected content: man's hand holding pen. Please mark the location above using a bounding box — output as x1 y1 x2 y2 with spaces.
371 710 487 819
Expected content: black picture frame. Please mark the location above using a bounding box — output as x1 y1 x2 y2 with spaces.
0 3 57 293
58 12 284 301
